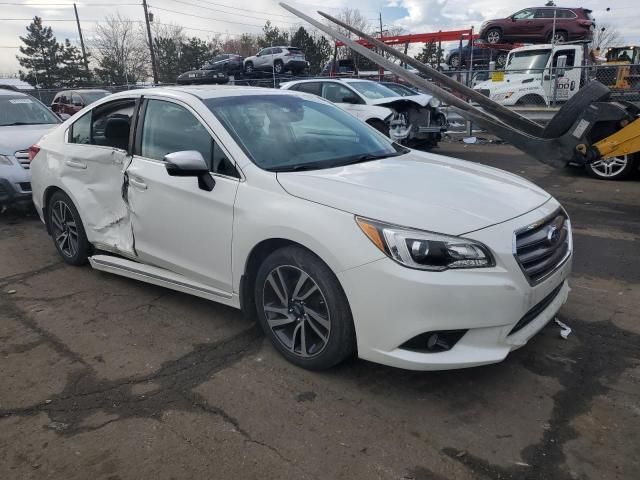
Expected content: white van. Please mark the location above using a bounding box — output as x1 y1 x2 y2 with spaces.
474 43 586 106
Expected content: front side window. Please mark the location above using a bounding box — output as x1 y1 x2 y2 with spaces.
322 83 358 103
139 99 238 177
206 95 406 172
513 9 535 20
0 96 60 126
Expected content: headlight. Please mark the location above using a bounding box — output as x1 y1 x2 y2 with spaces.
0 154 13 165
356 217 494 271
428 97 441 108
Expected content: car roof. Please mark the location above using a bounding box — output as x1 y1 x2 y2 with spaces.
106 85 306 101
0 88 28 97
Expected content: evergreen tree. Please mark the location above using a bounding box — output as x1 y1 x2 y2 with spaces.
154 36 181 83
180 37 211 72
290 27 332 74
257 21 289 49
415 41 444 67
17 16 61 87
59 39 91 86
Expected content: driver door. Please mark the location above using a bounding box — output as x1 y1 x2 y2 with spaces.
255 48 272 70
321 82 369 121
125 97 241 293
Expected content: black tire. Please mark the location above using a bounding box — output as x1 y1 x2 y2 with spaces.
586 154 638 180
549 30 568 43
367 119 390 137
485 28 503 44
273 60 284 74
495 52 507 69
244 62 254 74
515 94 545 106
448 53 461 69
47 191 91 266
542 81 611 138
254 246 356 370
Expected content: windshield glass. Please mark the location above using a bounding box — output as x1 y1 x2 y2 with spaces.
346 81 400 99
384 84 416 96
0 96 60 126
206 94 406 172
81 91 109 104
506 50 551 74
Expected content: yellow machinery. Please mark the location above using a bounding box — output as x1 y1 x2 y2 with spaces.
597 46 640 90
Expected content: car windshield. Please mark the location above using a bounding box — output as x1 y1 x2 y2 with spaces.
0 96 60 126
206 94 407 172
81 91 109 104
384 84 417 96
346 81 400 99
506 50 551 74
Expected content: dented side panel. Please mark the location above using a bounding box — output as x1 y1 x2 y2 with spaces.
57 142 135 255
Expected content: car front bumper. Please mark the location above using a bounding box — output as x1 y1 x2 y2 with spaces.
0 160 32 206
337 199 572 370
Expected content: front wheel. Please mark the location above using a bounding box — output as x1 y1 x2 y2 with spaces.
586 154 638 180
448 53 461 69
48 191 91 265
254 246 356 370
244 62 254 74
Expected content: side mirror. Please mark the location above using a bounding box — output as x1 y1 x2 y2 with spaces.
164 150 215 191
342 95 360 104
59 113 71 120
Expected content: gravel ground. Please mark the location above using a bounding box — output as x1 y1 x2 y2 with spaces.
1 143 639 480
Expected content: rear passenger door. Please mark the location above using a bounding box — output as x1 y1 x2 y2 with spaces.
64 98 137 254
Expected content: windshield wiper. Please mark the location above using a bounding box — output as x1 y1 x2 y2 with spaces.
337 150 407 166
272 150 408 173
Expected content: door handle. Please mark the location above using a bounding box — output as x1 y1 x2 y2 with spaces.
129 177 147 190
65 160 86 169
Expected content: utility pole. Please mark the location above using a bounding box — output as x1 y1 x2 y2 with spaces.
73 3 90 79
379 12 384 81
142 0 158 84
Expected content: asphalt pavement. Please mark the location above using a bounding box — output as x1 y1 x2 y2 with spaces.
1 142 638 480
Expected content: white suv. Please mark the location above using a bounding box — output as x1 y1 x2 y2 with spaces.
244 46 307 75
281 78 446 149
30 86 572 371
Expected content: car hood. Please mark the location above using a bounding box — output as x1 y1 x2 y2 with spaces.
369 95 432 108
276 150 550 235
0 123 57 155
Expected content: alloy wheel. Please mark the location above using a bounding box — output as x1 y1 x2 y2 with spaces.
588 155 629 178
552 32 567 43
450 55 460 68
262 265 331 358
487 30 501 44
274 62 284 74
51 200 79 258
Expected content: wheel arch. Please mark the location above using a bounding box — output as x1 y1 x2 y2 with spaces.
42 185 66 234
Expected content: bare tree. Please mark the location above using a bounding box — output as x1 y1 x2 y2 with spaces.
330 8 369 39
91 13 149 84
593 23 624 50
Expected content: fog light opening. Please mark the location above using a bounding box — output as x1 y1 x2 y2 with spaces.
400 330 468 353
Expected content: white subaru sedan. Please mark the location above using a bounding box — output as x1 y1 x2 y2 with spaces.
30 86 572 371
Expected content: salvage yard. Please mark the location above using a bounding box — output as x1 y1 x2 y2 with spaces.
1 142 639 480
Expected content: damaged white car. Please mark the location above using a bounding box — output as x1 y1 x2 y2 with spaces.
280 78 446 149
30 86 572 371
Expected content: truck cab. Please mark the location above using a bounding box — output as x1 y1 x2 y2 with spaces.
474 43 586 106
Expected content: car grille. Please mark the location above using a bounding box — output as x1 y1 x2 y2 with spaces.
14 149 30 169
514 210 571 285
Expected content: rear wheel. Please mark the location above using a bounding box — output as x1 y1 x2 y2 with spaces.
273 60 284 74
254 246 356 370
549 30 568 43
516 94 545 106
448 53 461 69
485 28 502 44
586 154 638 180
48 191 91 265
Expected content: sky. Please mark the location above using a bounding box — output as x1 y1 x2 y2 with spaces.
0 0 637 76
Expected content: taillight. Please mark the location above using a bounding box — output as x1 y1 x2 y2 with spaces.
578 19 592 27
28 144 40 162
285 52 293 56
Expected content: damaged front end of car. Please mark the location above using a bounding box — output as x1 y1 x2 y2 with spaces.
381 98 447 149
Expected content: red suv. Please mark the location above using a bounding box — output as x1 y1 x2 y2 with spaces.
479 7 594 45
51 89 110 117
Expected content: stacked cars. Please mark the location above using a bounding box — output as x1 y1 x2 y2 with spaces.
177 54 244 85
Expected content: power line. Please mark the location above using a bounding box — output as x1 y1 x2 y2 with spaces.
0 2 140 5
160 0 297 23
162 0 296 19
147 5 281 29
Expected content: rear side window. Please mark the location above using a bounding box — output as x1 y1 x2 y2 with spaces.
558 9 577 19
291 82 322 96
68 99 135 150
69 112 91 144
138 99 238 177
